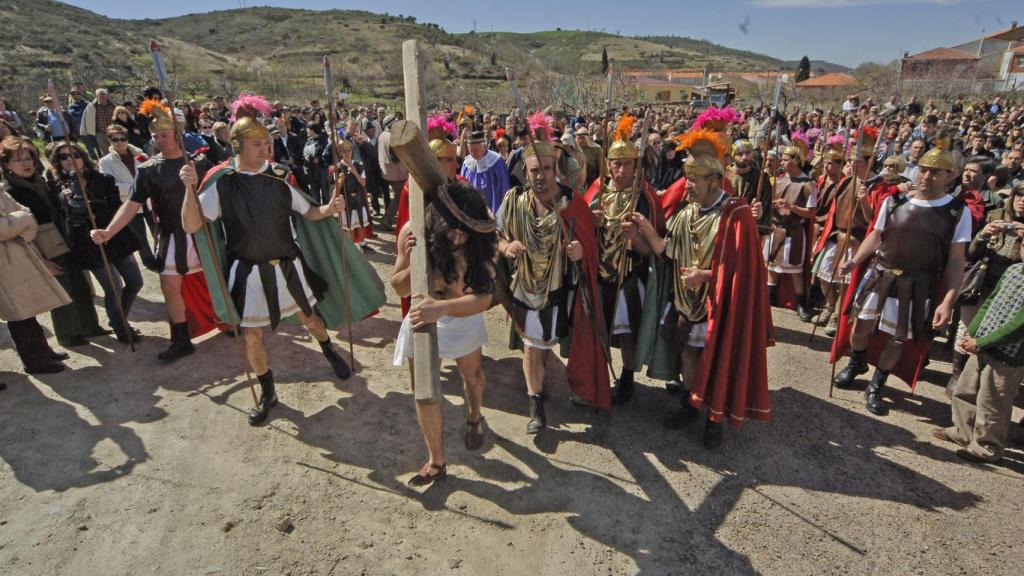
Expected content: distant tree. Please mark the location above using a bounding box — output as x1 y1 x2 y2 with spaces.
601 46 609 74
796 56 811 82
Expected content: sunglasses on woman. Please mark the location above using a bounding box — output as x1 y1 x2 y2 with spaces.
109 136 127 143
58 153 83 161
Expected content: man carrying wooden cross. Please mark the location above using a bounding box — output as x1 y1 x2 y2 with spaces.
391 165 498 486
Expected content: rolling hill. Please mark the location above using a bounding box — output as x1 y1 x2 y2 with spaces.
0 0 846 112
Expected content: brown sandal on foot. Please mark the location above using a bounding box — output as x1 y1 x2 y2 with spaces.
408 462 447 487
465 417 486 451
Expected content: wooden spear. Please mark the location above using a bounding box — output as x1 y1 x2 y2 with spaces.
323 56 357 368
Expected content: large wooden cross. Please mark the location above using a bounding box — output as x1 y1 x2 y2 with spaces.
392 39 445 402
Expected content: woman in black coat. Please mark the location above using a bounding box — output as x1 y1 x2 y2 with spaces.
49 142 142 343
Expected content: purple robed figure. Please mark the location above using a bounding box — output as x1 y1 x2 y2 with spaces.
460 136 510 213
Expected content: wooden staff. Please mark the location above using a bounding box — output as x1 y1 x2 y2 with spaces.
391 40 443 403
149 40 258 406
826 113 879 398
324 56 357 368
598 63 614 182
51 85 135 353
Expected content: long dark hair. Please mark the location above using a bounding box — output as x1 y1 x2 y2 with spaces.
425 182 497 296
47 141 96 183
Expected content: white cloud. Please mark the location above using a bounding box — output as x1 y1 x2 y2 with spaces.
753 0 966 7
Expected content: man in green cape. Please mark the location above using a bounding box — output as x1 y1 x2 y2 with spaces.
181 117 385 425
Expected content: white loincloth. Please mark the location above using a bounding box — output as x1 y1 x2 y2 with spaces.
763 232 805 274
611 279 644 335
393 312 487 365
341 207 370 230
815 240 851 284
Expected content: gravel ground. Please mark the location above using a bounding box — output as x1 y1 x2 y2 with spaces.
1 227 1022 575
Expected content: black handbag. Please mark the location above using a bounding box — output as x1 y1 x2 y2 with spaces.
957 256 989 304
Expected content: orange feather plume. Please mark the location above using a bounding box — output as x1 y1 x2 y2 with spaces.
674 128 728 160
613 113 636 142
138 99 171 119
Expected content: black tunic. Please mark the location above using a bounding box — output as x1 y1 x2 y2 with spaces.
215 164 326 329
131 153 211 273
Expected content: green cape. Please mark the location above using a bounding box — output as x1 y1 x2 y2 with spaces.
192 161 386 329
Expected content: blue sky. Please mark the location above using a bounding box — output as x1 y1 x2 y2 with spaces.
69 0 1019 67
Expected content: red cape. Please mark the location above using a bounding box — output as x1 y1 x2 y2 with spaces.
689 198 775 426
560 191 613 410
659 176 735 218
395 174 469 316
182 272 229 339
953 188 985 233
181 159 233 339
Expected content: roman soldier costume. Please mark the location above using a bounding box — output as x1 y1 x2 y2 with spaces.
832 134 972 415
764 135 816 319
132 99 222 359
494 140 611 414
636 126 774 447
726 139 772 235
193 118 386 423
584 138 665 402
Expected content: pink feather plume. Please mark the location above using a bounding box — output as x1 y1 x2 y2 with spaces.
427 113 457 138
691 106 742 132
791 131 814 160
528 110 555 142
230 92 274 122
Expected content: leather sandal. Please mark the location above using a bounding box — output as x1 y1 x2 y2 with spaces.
408 462 447 487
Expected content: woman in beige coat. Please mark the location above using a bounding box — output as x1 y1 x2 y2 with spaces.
1 179 72 373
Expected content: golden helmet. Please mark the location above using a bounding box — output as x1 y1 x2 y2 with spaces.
230 117 270 150
684 154 724 178
523 141 555 159
429 138 457 159
607 139 638 160
918 130 956 171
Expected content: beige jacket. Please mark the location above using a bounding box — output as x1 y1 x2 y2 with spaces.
0 191 71 321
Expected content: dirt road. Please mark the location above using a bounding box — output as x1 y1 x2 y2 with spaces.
1 229 1021 575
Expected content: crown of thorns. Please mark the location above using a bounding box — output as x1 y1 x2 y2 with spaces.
433 182 496 234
